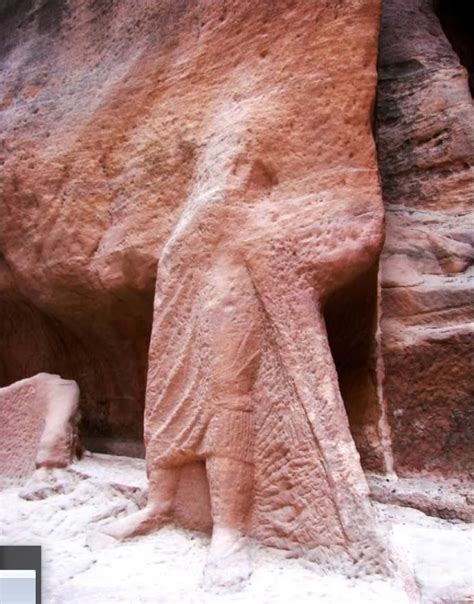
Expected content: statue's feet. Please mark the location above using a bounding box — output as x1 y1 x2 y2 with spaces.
202 526 252 592
101 506 170 541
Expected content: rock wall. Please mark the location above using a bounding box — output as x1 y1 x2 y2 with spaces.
0 0 472 482
377 0 473 477
0 0 388 472
0 0 200 453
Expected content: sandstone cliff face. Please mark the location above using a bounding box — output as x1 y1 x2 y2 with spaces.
377 0 473 477
0 0 471 483
1 0 388 471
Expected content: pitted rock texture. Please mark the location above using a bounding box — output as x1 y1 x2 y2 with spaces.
131 0 391 572
377 0 474 478
0 0 388 469
1 0 393 571
0 373 79 483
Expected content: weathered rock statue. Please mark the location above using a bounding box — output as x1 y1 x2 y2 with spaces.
0 0 388 466
0 0 471 597
99 0 391 589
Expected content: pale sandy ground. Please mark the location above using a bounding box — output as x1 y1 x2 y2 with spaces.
0 454 472 604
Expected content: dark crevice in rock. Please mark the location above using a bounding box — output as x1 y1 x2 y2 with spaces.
434 0 474 96
324 261 387 473
0 290 154 459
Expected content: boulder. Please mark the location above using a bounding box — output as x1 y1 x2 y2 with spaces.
0 373 79 483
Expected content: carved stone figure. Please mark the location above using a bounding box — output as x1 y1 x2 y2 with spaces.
102 0 390 590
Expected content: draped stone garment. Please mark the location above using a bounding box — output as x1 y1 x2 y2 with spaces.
144 249 263 470
140 0 387 560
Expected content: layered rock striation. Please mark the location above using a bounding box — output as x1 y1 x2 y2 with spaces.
377 0 474 478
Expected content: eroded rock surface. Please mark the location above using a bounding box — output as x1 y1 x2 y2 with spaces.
0 0 471 596
377 0 474 478
93 0 397 588
0 0 393 468
0 372 79 484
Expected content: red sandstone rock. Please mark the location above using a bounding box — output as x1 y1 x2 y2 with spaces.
377 0 474 478
0 373 79 484
93 0 395 589
368 473 473 523
1 0 470 592
0 0 388 470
